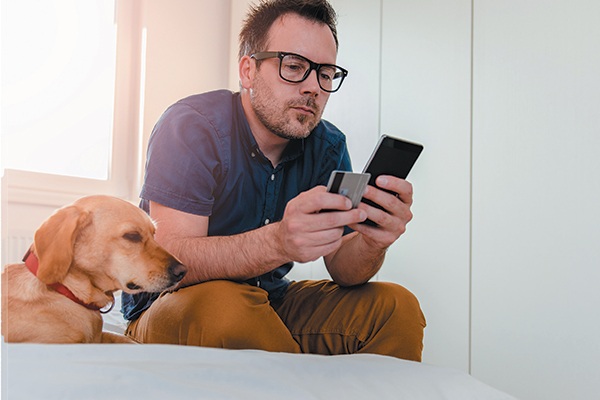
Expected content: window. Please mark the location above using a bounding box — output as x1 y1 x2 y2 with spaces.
1 0 144 204
2 0 116 179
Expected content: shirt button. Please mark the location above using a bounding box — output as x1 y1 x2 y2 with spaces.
271 174 275 181
264 219 270 225
251 152 256 158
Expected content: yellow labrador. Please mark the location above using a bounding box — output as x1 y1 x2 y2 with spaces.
1 195 186 343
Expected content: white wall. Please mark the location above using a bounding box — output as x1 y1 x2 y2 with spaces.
379 0 473 372
140 0 232 185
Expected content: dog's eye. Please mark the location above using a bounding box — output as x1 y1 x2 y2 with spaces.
123 232 143 243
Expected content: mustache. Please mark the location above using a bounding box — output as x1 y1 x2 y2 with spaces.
287 97 319 114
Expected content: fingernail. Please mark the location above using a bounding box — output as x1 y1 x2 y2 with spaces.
359 210 367 220
377 176 388 186
346 199 352 209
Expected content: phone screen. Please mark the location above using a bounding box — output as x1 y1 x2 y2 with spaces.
361 135 423 225
362 136 423 184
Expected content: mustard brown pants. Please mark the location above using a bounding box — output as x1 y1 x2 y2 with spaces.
126 279 426 361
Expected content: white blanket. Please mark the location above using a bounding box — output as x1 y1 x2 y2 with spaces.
2 339 516 400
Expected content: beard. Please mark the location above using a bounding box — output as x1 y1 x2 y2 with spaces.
250 72 323 140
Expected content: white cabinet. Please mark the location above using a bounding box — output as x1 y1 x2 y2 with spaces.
471 1 600 398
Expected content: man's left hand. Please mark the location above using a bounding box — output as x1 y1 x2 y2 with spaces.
349 175 414 249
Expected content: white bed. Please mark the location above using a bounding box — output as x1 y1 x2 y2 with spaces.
1 294 518 400
2 341 517 400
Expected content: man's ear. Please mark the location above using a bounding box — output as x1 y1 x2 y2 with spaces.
239 55 255 90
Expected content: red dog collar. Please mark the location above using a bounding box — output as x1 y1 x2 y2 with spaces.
23 247 114 313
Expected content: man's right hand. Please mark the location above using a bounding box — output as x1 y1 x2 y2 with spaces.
276 186 367 263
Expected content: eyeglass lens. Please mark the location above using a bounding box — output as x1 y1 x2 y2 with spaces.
280 54 343 92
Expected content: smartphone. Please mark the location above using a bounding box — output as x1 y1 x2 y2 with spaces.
361 135 423 225
325 170 371 209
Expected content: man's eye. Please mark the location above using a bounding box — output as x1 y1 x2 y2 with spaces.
320 72 333 82
123 232 143 242
319 67 335 81
284 63 304 71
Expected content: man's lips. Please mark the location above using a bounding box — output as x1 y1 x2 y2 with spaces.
291 106 315 115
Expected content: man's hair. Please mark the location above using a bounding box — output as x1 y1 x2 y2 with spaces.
238 0 338 61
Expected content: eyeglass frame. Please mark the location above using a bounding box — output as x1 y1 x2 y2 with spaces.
250 51 348 93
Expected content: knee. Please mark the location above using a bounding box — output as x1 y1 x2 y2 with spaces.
359 282 426 361
363 282 426 328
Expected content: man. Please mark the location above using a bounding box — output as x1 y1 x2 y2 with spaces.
122 0 425 361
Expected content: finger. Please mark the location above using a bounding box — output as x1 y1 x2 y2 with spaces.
348 219 396 249
293 186 353 215
356 198 398 230
375 176 413 205
288 225 346 248
358 188 412 231
311 208 367 231
361 185 400 217
283 205 364 237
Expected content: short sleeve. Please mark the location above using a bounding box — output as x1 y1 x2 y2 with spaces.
140 102 225 216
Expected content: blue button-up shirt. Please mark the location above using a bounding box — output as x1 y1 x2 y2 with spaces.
122 90 352 321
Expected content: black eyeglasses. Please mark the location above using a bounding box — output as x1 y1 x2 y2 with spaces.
251 51 348 93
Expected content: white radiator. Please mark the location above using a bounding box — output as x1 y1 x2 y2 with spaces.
2 231 34 267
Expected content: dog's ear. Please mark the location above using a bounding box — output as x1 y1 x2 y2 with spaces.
34 205 92 284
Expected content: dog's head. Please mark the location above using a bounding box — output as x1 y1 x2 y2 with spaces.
33 195 186 294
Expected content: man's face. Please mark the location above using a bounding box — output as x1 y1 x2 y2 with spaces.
249 13 338 140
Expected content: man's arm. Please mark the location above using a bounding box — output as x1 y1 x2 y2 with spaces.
150 201 283 287
149 186 367 288
324 175 414 286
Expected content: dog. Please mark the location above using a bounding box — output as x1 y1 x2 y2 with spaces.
1 195 187 344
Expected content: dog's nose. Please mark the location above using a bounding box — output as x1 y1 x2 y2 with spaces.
168 261 187 282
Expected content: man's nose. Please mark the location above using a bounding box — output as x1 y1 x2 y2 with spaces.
299 69 321 96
